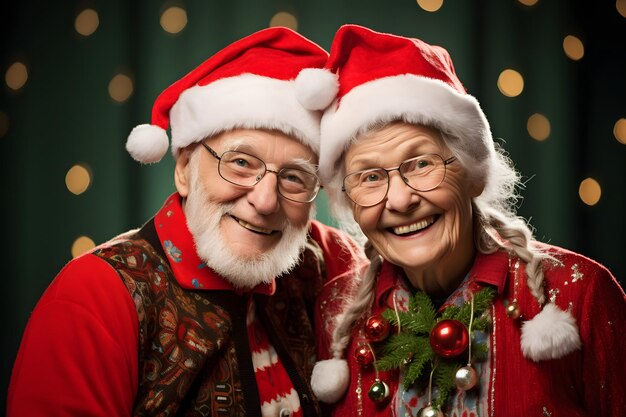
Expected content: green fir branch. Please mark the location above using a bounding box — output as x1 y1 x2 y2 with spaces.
473 288 496 311
432 362 460 409
377 333 422 371
375 287 496 413
409 291 436 323
402 341 434 387
472 316 491 332
472 343 489 361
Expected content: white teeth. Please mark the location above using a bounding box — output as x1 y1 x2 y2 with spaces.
237 218 273 235
393 216 435 235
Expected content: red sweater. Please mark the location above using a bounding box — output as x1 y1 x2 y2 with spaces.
320 246 626 417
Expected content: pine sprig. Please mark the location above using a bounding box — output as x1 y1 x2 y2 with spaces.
402 342 433 387
432 362 460 409
377 333 421 371
375 287 496 411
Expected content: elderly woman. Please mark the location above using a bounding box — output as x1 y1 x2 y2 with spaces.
300 25 626 417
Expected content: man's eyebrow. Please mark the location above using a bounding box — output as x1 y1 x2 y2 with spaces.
223 138 318 173
289 158 319 174
223 138 252 152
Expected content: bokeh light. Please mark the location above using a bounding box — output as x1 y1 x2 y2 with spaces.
614 118 626 144
417 0 444 12
579 178 601 206
65 164 92 195
0 110 9 138
160 6 188 34
5 62 28 91
269 12 298 31
72 236 96 258
518 0 539 6
497 69 524 97
75 9 99 36
617 0 626 18
108 73 134 103
563 35 584 61
527 113 551 141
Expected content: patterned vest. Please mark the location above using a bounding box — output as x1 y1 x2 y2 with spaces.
93 220 323 417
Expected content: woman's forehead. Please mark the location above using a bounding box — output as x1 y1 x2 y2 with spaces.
345 124 446 169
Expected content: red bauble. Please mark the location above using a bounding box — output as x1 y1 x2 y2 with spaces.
429 319 469 358
364 315 391 342
354 344 374 367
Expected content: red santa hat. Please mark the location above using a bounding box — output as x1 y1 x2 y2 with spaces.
301 24 494 184
126 26 337 163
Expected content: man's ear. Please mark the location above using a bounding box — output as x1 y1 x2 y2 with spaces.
174 148 192 197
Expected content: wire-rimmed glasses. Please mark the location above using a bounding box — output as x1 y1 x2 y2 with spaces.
342 153 457 207
202 143 321 203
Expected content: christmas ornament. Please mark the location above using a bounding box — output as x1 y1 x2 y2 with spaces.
455 365 478 391
354 344 374 367
429 319 469 358
505 301 521 319
420 405 444 417
364 314 391 342
367 379 390 403
375 287 495 412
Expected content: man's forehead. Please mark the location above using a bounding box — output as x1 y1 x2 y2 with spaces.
215 131 318 161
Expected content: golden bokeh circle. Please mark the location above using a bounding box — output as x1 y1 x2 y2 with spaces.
417 0 444 12
497 69 524 97
579 178 602 206
108 73 134 103
613 118 626 145
518 0 539 5
160 6 188 34
617 0 626 18
75 9 99 36
5 62 28 91
65 164 92 195
527 113 551 141
269 12 298 31
72 236 96 258
563 35 584 61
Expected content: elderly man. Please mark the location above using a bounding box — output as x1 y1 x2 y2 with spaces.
7 27 362 417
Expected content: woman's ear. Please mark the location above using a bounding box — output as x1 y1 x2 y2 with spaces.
174 148 192 197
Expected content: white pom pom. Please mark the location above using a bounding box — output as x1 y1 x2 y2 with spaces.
310 358 350 403
521 302 581 362
126 124 169 163
295 68 338 111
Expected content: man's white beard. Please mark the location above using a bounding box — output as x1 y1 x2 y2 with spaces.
184 153 313 289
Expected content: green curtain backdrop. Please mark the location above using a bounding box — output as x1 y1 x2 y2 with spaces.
2 0 624 410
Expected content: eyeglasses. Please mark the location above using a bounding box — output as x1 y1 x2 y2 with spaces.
202 143 321 203
342 153 457 207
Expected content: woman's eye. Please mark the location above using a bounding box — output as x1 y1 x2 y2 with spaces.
360 171 384 183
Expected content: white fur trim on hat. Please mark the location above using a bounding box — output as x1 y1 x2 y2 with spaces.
126 124 170 163
319 74 493 184
521 302 581 362
169 73 321 157
311 358 350 403
295 68 339 111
